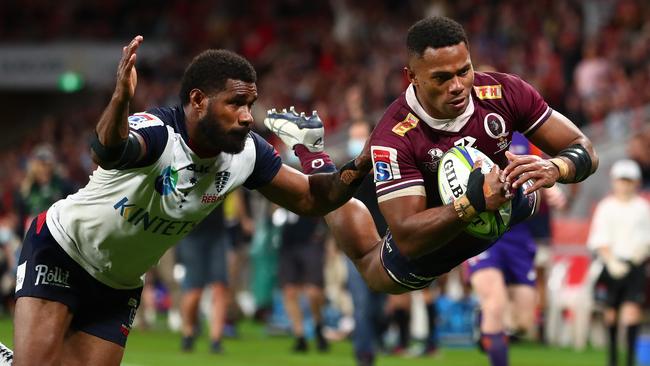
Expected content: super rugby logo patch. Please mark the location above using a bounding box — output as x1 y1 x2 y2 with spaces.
372 146 401 182
128 113 164 129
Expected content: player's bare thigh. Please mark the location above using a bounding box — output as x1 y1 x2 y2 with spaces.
61 330 125 366
13 297 72 366
324 199 381 260
14 297 125 366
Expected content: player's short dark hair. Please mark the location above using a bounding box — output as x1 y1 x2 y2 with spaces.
179 49 257 105
406 16 468 57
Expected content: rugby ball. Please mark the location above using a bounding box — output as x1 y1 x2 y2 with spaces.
437 146 511 240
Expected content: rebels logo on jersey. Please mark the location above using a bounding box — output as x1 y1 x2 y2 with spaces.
372 146 401 182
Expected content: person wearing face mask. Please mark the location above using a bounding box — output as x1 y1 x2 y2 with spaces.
588 159 650 366
344 120 389 366
347 127 367 159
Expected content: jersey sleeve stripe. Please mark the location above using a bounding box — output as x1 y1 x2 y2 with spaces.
376 179 424 194
377 186 426 203
522 106 552 135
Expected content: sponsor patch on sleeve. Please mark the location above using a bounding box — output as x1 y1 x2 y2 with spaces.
15 261 25 292
372 146 401 182
128 113 164 129
473 85 502 100
391 113 420 136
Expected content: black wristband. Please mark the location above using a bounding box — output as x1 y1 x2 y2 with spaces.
465 168 486 212
557 144 592 182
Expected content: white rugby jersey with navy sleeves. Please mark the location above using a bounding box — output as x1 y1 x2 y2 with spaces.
46 106 281 289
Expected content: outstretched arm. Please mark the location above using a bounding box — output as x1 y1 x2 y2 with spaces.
91 35 147 169
257 163 362 216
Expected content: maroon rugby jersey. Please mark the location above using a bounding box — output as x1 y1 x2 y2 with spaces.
371 72 552 275
372 71 551 207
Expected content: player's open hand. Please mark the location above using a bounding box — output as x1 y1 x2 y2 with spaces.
501 151 559 195
114 35 143 101
481 162 512 211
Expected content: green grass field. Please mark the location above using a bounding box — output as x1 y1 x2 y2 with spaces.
0 315 605 365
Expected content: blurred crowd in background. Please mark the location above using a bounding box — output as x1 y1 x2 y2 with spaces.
0 0 650 364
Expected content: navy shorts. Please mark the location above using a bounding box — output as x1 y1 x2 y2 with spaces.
176 230 229 289
15 212 142 347
381 185 539 290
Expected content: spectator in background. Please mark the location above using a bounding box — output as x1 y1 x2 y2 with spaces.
345 120 388 366
573 39 612 125
417 284 440 357
18 144 74 230
177 206 232 354
385 293 411 355
223 189 254 337
0 213 20 315
626 131 650 188
587 159 650 366
278 210 330 353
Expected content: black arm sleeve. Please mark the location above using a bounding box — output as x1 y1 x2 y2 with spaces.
90 131 142 170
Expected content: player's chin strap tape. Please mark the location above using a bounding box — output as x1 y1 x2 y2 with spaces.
556 144 592 183
339 159 365 188
90 132 141 169
454 168 485 222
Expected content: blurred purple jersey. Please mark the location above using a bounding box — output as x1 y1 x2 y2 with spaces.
466 132 537 286
371 72 551 287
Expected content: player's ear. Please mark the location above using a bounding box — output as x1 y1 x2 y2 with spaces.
189 88 208 112
404 67 417 86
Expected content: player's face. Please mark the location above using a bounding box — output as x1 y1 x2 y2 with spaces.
199 79 257 154
407 42 474 119
612 178 639 198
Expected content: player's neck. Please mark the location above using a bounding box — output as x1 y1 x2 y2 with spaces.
187 138 221 158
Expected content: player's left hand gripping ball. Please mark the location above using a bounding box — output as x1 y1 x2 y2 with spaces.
264 106 324 152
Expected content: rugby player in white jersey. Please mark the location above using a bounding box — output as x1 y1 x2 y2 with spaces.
10 36 370 366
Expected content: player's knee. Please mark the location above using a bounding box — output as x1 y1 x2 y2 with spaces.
482 298 507 316
514 312 535 331
14 340 61 366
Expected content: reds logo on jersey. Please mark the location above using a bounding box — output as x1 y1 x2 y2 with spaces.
424 148 444 173
372 146 401 182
